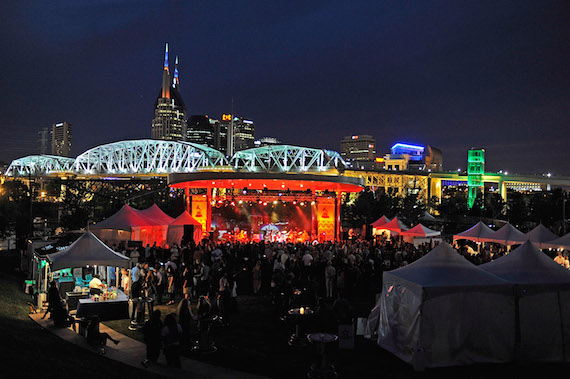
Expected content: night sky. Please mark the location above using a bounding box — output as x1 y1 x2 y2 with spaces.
1 1 568 175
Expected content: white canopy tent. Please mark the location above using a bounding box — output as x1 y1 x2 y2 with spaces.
400 223 442 247
166 211 204 246
400 224 441 238
521 224 559 249
543 232 570 250
480 241 570 362
366 242 515 369
47 231 130 287
453 221 495 243
481 223 526 246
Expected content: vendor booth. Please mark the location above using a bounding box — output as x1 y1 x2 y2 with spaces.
480 241 570 362
47 231 131 320
371 216 391 236
366 242 515 369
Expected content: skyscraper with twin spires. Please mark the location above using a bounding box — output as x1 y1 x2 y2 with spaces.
151 43 188 141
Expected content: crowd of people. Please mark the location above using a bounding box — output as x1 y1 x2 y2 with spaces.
41 231 568 368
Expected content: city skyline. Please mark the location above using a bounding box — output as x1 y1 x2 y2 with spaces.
0 1 568 175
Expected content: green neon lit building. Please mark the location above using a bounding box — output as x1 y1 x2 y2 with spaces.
467 149 485 208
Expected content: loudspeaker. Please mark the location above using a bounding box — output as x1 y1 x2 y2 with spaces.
182 225 194 245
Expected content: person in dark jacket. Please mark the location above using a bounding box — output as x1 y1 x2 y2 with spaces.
142 310 162 367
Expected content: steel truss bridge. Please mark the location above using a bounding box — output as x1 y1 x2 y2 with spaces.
6 140 569 203
6 140 346 178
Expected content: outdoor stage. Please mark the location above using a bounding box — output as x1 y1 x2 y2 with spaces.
168 172 364 242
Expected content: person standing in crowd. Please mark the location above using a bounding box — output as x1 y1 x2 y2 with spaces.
155 265 165 305
42 280 61 320
144 269 157 314
176 299 193 348
199 261 210 297
161 313 182 368
252 260 262 294
120 269 130 295
554 251 566 266
182 265 193 300
166 265 176 305
130 247 140 266
142 310 162 367
325 260 336 298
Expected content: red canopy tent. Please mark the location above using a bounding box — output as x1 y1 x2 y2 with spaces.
372 216 392 236
380 216 409 234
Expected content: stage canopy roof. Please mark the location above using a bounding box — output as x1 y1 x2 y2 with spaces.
453 221 495 242
47 231 130 271
168 171 364 193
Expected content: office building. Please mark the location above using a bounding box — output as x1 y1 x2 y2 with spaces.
187 115 216 148
340 135 376 170
51 122 72 157
151 44 188 141
383 143 443 171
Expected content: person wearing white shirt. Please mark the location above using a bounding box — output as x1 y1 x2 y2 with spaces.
302 251 313 267
89 274 106 295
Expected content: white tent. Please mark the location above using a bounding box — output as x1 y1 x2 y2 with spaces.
400 223 442 247
543 232 570 250
453 221 495 242
366 242 515 369
400 224 441 237
47 231 130 271
166 211 204 246
521 224 559 249
419 211 436 222
90 204 150 246
481 222 526 246
480 241 570 362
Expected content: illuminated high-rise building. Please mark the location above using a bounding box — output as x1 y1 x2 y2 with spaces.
187 115 215 148
51 122 72 157
216 115 255 156
151 44 188 141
